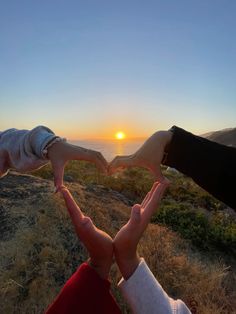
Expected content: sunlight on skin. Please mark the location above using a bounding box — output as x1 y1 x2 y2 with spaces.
59 186 113 280
115 132 126 140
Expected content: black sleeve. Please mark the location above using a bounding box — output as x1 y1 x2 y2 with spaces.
163 126 236 210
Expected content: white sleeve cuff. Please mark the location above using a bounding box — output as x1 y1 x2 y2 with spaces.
118 258 191 314
27 126 65 159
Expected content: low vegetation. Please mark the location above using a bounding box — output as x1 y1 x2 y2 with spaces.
0 162 235 313
33 161 236 255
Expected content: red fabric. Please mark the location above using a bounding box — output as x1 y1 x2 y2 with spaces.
45 262 122 314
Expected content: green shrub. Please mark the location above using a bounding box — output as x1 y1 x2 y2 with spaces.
152 203 236 253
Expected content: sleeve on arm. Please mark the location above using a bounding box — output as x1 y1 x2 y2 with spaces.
118 258 191 314
163 126 236 209
46 262 121 314
0 126 65 176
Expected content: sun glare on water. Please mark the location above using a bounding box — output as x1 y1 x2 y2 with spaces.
115 131 126 140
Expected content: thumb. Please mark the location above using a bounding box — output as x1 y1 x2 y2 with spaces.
60 187 85 225
130 204 141 224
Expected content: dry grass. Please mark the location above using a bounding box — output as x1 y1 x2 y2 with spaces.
0 173 235 314
140 226 236 314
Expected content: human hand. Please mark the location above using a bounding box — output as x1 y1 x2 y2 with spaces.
59 186 113 280
47 141 108 191
109 130 173 182
113 179 169 280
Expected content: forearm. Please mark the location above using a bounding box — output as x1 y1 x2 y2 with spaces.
115 253 140 281
163 126 236 209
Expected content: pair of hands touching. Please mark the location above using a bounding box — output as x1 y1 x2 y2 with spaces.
48 130 173 190
48 131 171 279
59 180 169 281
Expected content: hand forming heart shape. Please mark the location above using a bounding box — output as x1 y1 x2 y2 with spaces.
58 179 170 280
48 130 173 191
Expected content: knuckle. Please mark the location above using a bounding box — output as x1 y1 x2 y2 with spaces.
81 216 92 227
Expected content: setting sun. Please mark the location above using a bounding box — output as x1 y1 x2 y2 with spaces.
115 131 126 140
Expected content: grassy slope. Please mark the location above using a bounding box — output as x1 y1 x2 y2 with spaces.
0 167 236 313
33 161 236 254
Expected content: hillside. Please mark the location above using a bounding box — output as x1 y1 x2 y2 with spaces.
203 127 236 147
0 172 236 314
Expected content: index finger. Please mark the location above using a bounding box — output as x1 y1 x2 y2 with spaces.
142 181 169 222
88 151 108 174
141 182 159 208
60 187 84 221
109 154 137 173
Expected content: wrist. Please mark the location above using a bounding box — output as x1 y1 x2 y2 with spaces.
163 130 173 150
46 139 67 160
116 254 141 281
88 258 112 280
161 130 173 164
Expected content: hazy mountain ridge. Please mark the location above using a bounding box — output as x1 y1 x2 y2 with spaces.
202 127 236 147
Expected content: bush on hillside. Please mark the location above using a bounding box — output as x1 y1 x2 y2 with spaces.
152 202 236 253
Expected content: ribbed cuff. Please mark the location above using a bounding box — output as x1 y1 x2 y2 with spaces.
42 137 66 158
29 126 66 159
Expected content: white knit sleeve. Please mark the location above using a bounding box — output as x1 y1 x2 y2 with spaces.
0 125 65 177
118 258 191 314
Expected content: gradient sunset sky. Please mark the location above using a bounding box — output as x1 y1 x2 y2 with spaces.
1 1 236 139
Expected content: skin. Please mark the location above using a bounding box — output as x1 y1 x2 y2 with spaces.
47 141 108 190
109 130 173 182
113 179 169 280
47 129 172 189
60 186 113 280
50 130 172 279
59 180 169 281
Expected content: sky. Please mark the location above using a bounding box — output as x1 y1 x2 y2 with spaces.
1 0 236 139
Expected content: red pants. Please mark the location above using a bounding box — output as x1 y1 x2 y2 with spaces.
45 263 122 314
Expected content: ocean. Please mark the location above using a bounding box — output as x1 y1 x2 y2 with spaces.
69 139 146 162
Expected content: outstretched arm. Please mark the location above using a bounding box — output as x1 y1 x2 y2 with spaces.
163 126 236 209
114 180 169 280
46 187 121 314
0 126 108 190
109 126 236 209
59 187 113 280
114 180 191 314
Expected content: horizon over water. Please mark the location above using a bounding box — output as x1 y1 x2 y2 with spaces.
69 138 146 161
